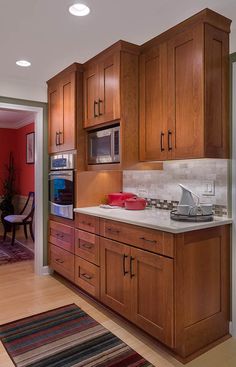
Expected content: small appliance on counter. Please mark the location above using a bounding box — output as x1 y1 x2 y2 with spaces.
171 184 213 222
124 197 147 210
107 192 136 207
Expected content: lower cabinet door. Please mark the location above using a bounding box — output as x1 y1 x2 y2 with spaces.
50 244 74 282
100 238 131 318
130 247 174 348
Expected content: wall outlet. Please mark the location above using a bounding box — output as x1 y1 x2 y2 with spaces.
202 181 215 196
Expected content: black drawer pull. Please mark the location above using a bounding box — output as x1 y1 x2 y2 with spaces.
107 227 120 234
55 258 64 264
81 273 92 280
81 221 92 226
81 242 93 250
139 237 157 244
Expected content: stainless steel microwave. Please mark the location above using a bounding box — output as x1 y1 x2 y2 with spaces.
88 126 120 164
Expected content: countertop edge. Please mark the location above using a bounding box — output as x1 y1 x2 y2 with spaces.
74 207 232 234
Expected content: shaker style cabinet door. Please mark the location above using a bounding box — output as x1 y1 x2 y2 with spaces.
139 44 168 161
100 238 131 319
48 69 77 153
83 63 100 128
130 247 174 348
48 85 60 153
58 72 76 152
167 24 204 159
83 52 120 128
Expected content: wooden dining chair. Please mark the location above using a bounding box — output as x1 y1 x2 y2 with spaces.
3 192 35 245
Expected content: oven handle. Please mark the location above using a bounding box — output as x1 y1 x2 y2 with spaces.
49 172 73 177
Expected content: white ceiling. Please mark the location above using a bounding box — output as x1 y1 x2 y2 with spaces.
0 0 235 103
0 109 35 128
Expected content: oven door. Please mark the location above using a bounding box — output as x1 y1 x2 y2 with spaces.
49 170 74 219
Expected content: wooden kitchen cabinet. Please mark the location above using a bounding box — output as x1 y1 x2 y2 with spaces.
47 63 83 153
83 51 120 128
140 9 231 160
100 237 174 347
100 238 131 318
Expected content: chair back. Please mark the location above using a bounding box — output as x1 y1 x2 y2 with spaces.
20 192 35 220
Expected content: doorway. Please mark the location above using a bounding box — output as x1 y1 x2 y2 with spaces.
0 99 47 275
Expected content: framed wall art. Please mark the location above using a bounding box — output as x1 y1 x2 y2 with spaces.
26 132 35 164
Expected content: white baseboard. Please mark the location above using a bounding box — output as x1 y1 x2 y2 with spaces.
41 266 53 276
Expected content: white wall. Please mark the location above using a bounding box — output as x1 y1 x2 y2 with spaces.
0 78 47 103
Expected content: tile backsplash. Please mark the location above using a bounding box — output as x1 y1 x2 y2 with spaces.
123 159 229 215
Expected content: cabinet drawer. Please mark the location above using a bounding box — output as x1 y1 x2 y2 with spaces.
75 229 100 265
75 213 99 234
74 256 100 299
50 244 74 282
49 220 75 253
100 219 174 257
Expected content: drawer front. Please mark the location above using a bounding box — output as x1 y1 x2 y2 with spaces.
74 256 100 299
49 220 75 253
50 244 74 282
75 213 99 234
100 219 174 257
75 229 100 265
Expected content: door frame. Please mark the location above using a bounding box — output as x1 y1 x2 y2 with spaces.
230 53 236 337
0 98 48 275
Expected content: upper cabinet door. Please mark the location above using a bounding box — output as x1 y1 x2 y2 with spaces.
139 44 168 161
83 63 99 128
48 85 60 153
167 25 204 159
59 72 76 151
83 52 120 128
98 52 120 124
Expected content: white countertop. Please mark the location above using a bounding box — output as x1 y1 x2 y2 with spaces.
74 206 232 234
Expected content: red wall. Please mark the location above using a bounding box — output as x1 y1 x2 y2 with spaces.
0 123 35 196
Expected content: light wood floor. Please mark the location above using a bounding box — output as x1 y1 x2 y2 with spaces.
0 262 236 367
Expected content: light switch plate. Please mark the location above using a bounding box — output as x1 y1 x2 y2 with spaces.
202 181 215 196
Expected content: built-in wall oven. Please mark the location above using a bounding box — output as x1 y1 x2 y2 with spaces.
49 153 75 219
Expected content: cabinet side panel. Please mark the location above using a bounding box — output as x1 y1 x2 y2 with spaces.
205 24 229 158
175 226 230 357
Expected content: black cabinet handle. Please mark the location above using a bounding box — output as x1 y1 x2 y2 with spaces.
123 254 129 276
94 101 98 117
139 237 157 244
59 131 63 145
98 99 103 116
81 221 92 226
130 256 135 278
55 132 59 146
160 132 165 152
168 130 172 151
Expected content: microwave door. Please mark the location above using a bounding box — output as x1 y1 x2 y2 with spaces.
90 130 113 164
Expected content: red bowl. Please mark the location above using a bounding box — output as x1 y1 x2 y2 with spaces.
124 197 147 210
107 192 136 207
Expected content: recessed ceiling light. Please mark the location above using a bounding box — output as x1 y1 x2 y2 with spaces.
16 60 31 67
69 3 90 16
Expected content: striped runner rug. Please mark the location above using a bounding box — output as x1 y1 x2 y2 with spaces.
0 303 154 367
